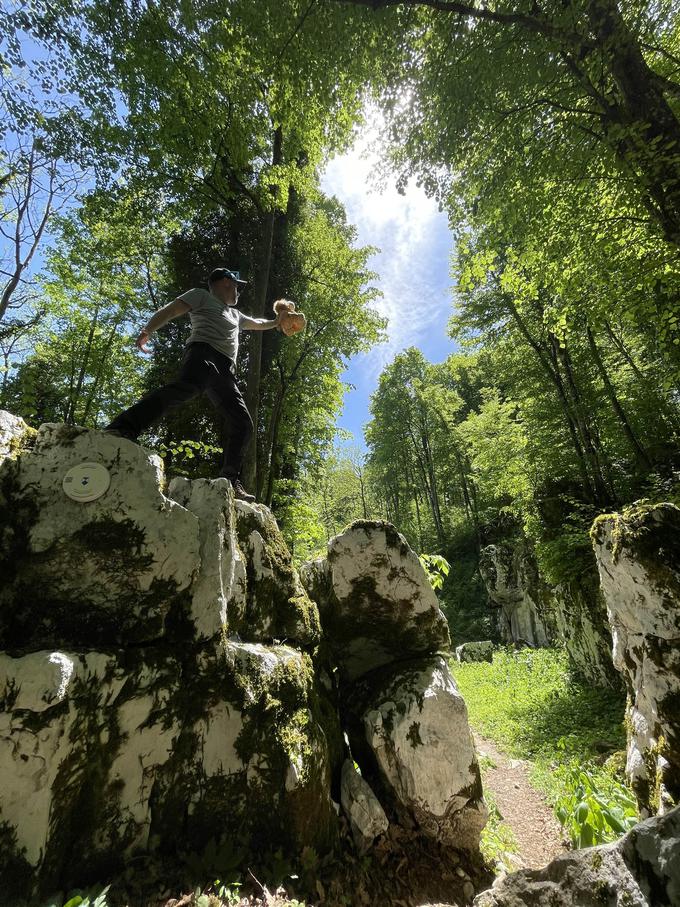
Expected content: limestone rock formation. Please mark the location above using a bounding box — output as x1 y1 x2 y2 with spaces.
0 410 31 459
473 804 680 907
233 499 320 645
355 656 487 852
592 502 680 815
479 537 618 687
478 542 553 648
302 522 486 856
0 414 487 902
300 520 450 682
340 759 389 852
0 422 200 648
0 418 334 902
550 574 619 687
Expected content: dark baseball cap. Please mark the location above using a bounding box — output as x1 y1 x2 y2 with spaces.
208 267 247 286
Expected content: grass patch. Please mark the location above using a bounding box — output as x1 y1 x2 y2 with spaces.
451 647 628 807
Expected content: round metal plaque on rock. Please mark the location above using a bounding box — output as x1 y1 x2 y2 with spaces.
62 462 111 502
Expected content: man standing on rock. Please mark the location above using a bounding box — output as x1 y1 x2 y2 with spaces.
105 268 281 503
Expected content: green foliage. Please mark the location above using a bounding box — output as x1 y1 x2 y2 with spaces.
555 765 638 849
283 445 386 561
47 886 110 907
418 553 450 591
182 836 246 886
157 438 223 476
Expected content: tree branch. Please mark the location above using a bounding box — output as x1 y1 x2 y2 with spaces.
327 0 586 44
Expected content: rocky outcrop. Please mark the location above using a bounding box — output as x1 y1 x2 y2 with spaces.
355 656 487 852
0 420 332 902
550 573 619 688
0 415 486 902
340 759 389 852
301 520 450 683
478 542 553 648
302 522 486 856
473 803 680 906
592 502 680 816
479 538 618 687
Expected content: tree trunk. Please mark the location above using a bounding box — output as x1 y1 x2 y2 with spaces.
586 323 652 469
552 333 615 504
67 307 100 424
585 0 680 246
241 126 283 491
507 300 598 501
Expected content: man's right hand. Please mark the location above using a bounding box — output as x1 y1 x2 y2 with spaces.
136 329 152 353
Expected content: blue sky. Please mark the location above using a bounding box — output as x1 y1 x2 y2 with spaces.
320 114 458 449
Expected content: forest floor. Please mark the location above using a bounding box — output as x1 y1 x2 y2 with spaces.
474 732 567 870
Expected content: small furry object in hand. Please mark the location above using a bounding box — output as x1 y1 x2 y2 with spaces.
273 298 307 336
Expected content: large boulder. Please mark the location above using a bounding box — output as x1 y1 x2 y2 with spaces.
347 656 487 853
0 419 338 903
0 416 489 902
0 641 338 902
474 804 680 906
479 535 618 687
455 641 494 663
0 410 32 459
300 521 450 682
592 502 680 815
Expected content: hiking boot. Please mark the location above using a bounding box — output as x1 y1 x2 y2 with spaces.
231 478 256 503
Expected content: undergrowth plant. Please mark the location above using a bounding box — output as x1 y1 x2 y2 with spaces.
555 765 638 848
418 553 450 591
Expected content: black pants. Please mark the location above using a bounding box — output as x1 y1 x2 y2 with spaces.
107 342 253 479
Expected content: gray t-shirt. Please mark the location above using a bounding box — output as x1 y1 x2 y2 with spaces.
178 287 262 363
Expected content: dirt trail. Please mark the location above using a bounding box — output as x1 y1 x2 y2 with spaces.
475 733 568 870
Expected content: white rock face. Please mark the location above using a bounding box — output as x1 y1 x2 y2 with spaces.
474 804 680 907
0 419 337 901
0 410 30 459
0 640 336 896
0 650 131 866
360 656 487 851
550 577 618 687
592 503 680 815
455 641 494 663
302 521 450 681
479 542 552 647
340 759 389 852
0 424 200 646
0 416 489 899
168 477 247 640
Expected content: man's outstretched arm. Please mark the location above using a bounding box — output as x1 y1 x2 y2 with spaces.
239 312 281 332
136 299 191 352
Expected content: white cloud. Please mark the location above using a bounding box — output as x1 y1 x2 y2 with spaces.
321 110 452 380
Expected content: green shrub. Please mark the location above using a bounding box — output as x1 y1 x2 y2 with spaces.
555 765 638 848
418 553 450 591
